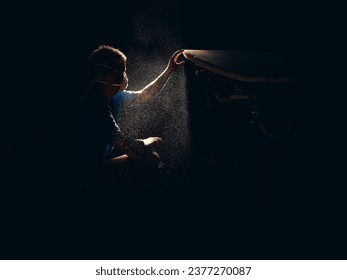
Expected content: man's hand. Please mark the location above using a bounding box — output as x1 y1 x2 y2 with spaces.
127 137 162 157
166 49 186 73
140 136 163 147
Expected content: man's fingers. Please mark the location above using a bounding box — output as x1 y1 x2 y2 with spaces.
173 49 184 56
176 60 185 66
172 49 185 64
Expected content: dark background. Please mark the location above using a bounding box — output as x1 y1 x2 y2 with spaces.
1 0 345 259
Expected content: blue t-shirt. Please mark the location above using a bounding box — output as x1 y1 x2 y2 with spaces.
77 90 140 173
112 90 140 122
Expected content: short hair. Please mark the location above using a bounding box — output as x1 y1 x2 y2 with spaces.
88 45 127 77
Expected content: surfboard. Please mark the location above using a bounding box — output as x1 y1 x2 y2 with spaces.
183 49 294 83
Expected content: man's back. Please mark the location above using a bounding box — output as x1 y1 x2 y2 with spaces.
77 91 122 177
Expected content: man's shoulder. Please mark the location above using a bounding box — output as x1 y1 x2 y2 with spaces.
113 90 140 105
114 89 136 98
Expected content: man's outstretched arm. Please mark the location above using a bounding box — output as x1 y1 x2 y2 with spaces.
133 49 185 104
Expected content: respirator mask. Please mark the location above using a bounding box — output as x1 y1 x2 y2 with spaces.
94 64 128 91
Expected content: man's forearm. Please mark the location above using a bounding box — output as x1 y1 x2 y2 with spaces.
137 68 172 103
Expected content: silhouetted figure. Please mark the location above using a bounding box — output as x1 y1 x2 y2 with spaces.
76 45 184 217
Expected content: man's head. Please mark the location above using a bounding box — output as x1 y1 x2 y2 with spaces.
88 45 128 91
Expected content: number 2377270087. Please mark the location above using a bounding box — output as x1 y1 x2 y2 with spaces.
187 267 251 276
